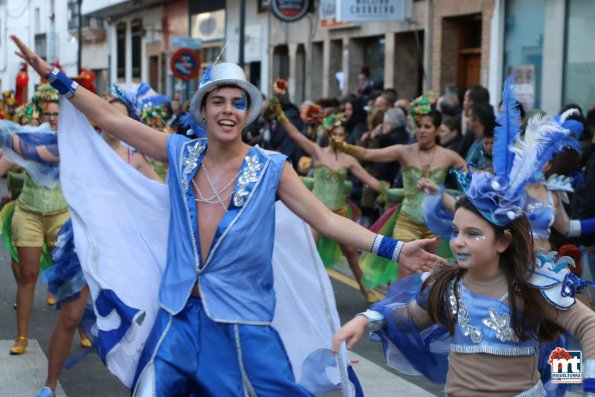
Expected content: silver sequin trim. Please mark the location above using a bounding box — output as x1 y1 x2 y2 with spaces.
516 380 546 397
445 381 545 397
392 241 404 262
234 324 258 397
181 140 206 193
482 308 519 342
450 344 536 356
371 235 382 255
233 154 263 207
449 282 483 343
585 359 595 379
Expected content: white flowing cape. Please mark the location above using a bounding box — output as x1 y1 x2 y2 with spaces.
57 99 355 397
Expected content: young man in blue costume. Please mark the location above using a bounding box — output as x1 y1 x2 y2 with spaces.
11 35 446 396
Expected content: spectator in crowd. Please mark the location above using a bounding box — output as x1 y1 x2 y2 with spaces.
560 103 592 167
437 115 462 151
268 90 306 168
165 100 182 131
343 97 368 144
368 107 410 186
460 85 490 154
437 93 461 117
382 88 398 107
354 65 376 102
438 115 463 189
465 103 495 170
571 133 595 279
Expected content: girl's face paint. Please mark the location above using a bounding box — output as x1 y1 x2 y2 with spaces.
449 208 505 276
233 93 247 111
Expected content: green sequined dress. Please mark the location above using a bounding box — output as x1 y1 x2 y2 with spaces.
360 167 452 289
0 173 67 269
312 165 359 269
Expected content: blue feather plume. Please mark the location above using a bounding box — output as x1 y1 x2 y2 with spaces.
508 114 574 194
493 77 521 178
179 112 206 138
112 83 141 120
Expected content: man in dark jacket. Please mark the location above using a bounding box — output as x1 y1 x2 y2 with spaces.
269 95 306 168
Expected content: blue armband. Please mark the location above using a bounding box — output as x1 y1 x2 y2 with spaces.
581 218 595 236
566 218 595 237
46 67 79 98
371 234 404 262
585 360 595 392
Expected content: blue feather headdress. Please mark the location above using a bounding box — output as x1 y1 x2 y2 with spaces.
179 112 206 138
457 77 581 226
111 82 171 122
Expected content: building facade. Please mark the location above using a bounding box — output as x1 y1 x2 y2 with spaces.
1 0 593 114
0 0 79 97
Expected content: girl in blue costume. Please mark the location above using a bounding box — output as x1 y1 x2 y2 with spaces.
271 99 388 303
334 195 595 396
34 91 162 397
333 96 467 287
334 80 595 396
12 35 448 397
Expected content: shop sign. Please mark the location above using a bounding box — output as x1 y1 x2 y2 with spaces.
336 0 412 22
171 36 203 50
271 0 310 22
319 0 353 29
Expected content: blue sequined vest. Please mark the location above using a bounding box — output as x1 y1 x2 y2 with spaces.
449 280 538 356
161 135 287 324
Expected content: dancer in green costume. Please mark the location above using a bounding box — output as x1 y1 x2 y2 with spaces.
333 96 466 287
1 85 71 355
0 104 53 305
272 100 387 303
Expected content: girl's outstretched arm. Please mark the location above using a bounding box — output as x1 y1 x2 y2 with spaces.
332 315 369 353
346 154 386 193
11 35 168 162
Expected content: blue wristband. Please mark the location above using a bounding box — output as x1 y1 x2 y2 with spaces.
580 218 595 236
584 360 595 392
46 67 79 98
371 234 404 262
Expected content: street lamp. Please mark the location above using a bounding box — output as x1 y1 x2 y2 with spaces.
77 0 83 73
239 0 245 68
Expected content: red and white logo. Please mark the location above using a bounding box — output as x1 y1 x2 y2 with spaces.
548 347 582 384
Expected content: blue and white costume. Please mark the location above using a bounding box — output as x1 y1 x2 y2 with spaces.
57 98 359 396
134 136 312 396
364 252 595 396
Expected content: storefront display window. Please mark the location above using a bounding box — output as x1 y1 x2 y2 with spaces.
503 0 545 111
563 0 595 114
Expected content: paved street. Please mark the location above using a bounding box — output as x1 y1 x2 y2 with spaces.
0 181 443 397
1 185 593 397
0 251 443 396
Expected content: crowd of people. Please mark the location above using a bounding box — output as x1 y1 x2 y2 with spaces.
1 34 595 397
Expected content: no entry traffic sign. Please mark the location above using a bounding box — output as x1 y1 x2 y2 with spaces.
170 48 201 80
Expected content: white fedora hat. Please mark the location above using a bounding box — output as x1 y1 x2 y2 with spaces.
190 62 262 129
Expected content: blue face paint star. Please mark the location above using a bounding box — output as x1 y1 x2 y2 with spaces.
233 93 247 111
